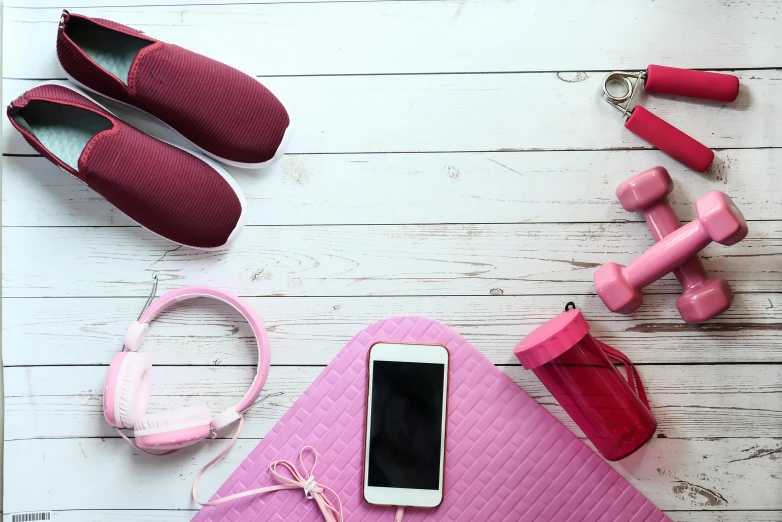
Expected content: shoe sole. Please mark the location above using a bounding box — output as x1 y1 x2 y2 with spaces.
63 70 293 169
42 80 247 251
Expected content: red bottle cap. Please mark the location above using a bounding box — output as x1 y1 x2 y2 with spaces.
514 308 590 369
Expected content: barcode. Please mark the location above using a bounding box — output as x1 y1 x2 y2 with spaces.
12 513 51 522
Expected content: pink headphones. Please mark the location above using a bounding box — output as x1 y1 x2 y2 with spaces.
103 285 271 452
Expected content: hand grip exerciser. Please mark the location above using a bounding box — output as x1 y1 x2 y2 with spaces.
514 304 656 461
594 190 748 315
616 167 735 323
601 65 740 172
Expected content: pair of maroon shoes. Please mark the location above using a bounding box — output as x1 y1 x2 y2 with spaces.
7 11 291 249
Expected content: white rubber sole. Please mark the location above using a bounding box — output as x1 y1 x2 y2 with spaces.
42 80 247 251
63 70 293 169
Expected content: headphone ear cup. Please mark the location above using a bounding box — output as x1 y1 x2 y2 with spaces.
133 405 212 451
103 352 152 429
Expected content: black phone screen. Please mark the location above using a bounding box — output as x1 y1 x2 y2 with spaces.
367 360 445 490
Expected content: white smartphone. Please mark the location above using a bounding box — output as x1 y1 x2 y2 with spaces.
363 342 449 508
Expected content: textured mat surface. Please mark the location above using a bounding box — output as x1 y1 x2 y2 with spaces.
192 317 670 522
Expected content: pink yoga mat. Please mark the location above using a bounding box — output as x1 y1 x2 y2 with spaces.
192 317 669 521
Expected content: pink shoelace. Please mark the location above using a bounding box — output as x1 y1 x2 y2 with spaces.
192 416 344 521
595 339 650 407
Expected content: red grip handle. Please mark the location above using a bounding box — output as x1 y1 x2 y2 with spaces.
625 106 714 172
645 65 739 102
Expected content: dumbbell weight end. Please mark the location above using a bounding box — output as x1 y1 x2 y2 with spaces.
677 277 733 324
594 262 644 315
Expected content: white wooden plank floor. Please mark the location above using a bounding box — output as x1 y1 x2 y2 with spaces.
2 1 782 521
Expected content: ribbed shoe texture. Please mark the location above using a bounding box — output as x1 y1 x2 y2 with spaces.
7 84 244 249
8 83 108 176
57 11 290 166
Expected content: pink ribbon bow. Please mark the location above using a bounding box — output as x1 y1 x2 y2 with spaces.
193 418 344 522
268 447 344 522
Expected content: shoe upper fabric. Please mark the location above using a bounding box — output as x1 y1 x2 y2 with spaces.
7 84 244 249
57 11 290 166
8 83 108 176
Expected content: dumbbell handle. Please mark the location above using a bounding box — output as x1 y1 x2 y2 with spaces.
624 218 711 289
643 202 711 290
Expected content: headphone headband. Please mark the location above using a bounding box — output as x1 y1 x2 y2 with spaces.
124 286 271 431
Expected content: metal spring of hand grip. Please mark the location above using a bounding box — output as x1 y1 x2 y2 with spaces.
601 71 646 117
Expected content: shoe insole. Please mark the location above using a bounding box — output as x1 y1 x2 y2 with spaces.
13 101 113 170
67 18 151 85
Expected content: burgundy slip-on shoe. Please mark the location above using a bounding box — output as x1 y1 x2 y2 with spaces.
56 10 291 169
7 82 246 249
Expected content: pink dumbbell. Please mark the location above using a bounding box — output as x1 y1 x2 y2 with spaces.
595 187 748 315
616 167 735 323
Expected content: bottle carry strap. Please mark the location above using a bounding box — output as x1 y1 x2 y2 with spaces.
561 303 650 409
594 339 650 409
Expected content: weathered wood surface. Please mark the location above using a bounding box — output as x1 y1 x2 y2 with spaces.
5 72 781 156
5 2 782 75
3 0 781 520
5 364 782 440
4 437 780 511
4 222 780 297
4 148 782 227
3 294 782 366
